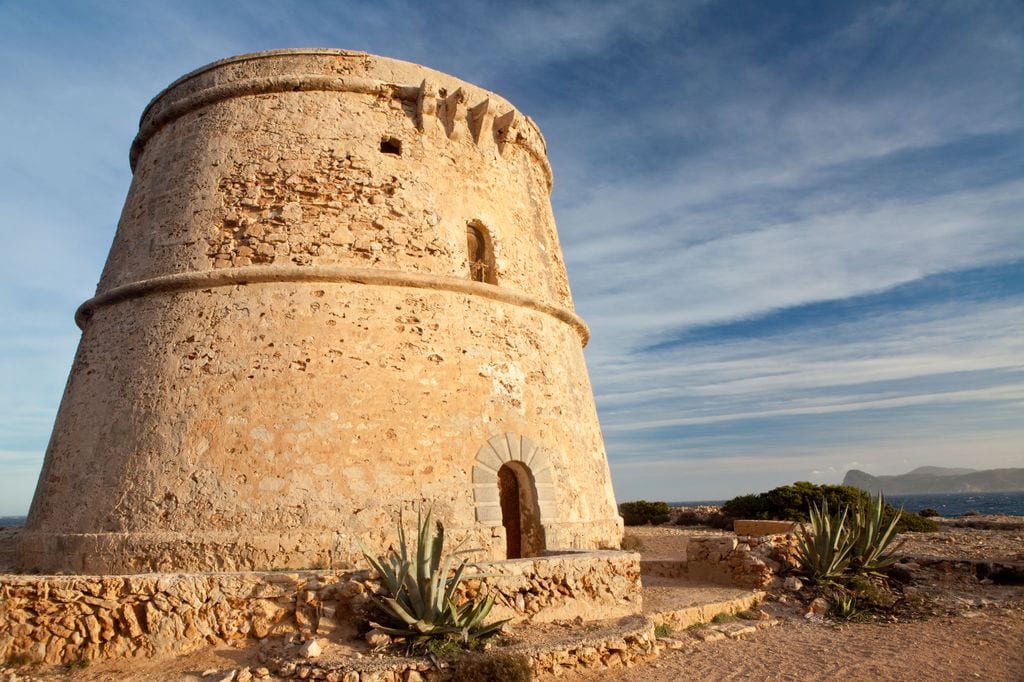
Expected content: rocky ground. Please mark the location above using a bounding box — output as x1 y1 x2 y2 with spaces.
613 514 1024 681
2 516 1022 681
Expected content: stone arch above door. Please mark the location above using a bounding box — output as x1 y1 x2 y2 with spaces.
472 433 559 525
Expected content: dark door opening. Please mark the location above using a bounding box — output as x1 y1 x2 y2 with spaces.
498 465 522 559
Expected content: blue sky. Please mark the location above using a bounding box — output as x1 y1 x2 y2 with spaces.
1 1 1021 515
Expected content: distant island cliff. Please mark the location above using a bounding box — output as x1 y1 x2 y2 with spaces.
843 466 1024 494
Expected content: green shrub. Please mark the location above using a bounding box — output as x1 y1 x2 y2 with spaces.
361 509 508 651
452 651 533 682
917 507 940 518
619 500 670 526
722 482 869 522
893 512 939 532
719 493 764 520
654 623 673 637
720 482 936 532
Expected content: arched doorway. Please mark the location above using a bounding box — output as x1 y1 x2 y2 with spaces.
496 461 544 559
498 465 522 558
472 433 559 558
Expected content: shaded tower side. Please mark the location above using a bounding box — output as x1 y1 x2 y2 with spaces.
19 50 622 574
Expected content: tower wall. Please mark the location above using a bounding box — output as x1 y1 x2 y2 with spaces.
19 50 622 573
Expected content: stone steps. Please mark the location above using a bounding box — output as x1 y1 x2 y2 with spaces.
642 578 765 629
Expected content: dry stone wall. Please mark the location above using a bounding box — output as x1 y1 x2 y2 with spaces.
686 534 801 588
0 551 640 665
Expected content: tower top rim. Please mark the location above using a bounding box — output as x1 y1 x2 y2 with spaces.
132 48 551 186
142 49 372 122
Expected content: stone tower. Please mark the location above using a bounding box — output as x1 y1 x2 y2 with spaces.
19 49 622 574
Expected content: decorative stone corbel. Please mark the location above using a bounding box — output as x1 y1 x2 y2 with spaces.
441 87 467 140
494 110 519 156
415 79 437 132
468 98 496 150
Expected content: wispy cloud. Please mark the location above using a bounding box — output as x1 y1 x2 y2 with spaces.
0 1 1022 513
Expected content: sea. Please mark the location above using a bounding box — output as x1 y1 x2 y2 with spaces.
672 490 1024 517
2 491 1023 527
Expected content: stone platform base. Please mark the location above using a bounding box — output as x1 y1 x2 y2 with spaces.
0 551 639 666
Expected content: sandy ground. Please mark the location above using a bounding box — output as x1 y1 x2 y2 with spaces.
3 518 1023 681
593 610 1024 681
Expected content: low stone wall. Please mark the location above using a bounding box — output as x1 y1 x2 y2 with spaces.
686 534 800 588
0 551 639 665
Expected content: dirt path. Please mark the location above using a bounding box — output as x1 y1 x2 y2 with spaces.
594 609 1024 681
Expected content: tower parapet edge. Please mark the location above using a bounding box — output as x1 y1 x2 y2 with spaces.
18 50 622 574
130 49 552 187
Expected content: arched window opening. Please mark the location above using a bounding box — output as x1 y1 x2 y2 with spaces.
466 221 496 284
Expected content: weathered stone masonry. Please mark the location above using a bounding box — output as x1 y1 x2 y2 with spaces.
0 552 640 665
19 49 622 573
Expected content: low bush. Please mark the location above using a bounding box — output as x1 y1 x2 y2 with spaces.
619 500 670 526
721 482 867 522
720 482 938 533
673 509 703 526
917 507 940 518
620 533 644 551
890 512 938 533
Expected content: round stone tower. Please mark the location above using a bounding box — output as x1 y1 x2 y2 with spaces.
19 49 622 574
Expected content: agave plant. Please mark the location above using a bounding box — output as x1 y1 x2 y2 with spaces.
848 494 905 575
360 508 508 647
828 588 859 621
795 499 855 583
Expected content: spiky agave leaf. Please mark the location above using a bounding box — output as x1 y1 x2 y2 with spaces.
849 493 906 575
360 507 507 649
796 499 854 583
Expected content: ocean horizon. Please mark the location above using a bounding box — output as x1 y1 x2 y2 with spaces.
4 490 1023 528
670 490 1024 517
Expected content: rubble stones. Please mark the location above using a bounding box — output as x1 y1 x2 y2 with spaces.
364 630 390 649
300 639 323 659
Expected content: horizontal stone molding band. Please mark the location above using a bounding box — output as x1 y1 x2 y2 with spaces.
74 264 590 345
130 67 552 189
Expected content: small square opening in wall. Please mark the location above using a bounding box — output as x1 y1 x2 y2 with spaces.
380 137 402 155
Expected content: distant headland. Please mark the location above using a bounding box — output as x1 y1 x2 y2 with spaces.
843 466 1024 494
